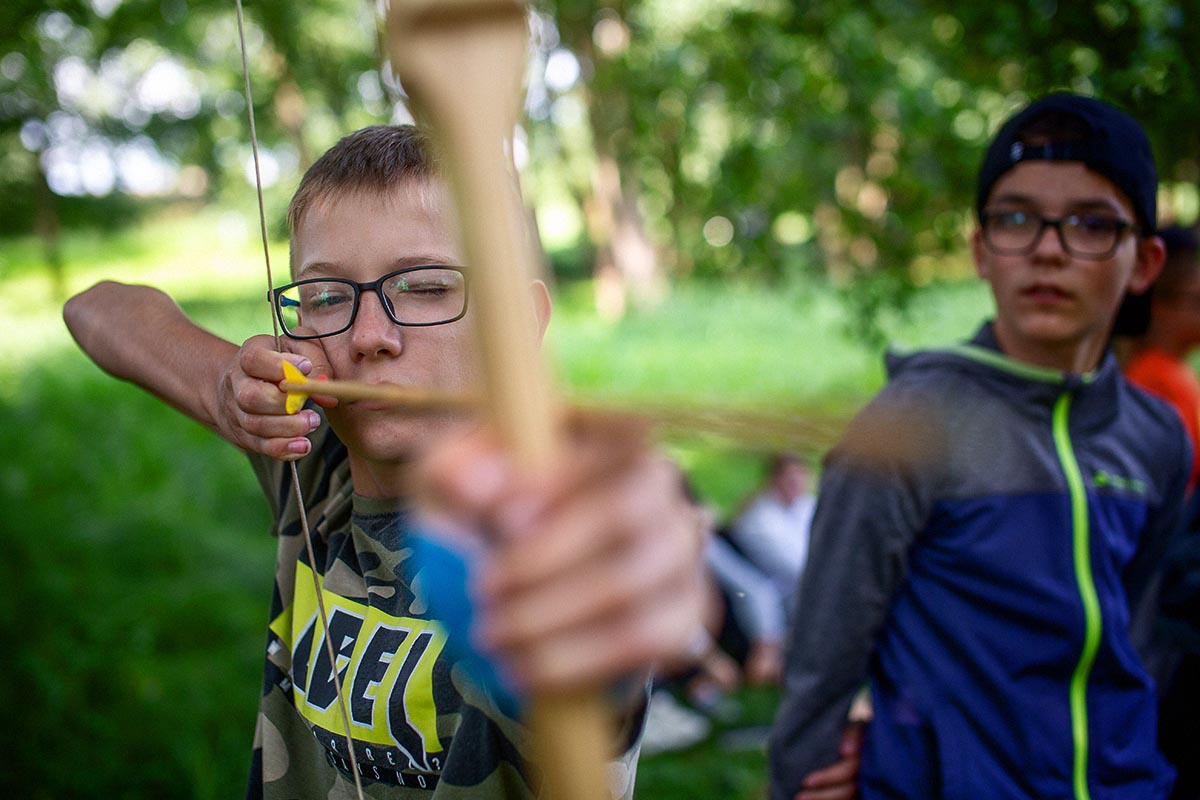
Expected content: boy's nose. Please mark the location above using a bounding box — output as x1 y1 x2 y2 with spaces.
350 291 403 358
1032 222 1070 261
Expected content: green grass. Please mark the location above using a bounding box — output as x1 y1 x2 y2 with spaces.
0 361 275 799
547 275 991 508
635 685 780 799
0 211 992 798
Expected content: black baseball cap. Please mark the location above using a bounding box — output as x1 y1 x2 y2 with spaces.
976 93 1158 235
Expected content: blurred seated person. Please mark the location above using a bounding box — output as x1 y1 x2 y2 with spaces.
705 534 786 686
660 475 787 695
645 469 861 796
729 453 816 617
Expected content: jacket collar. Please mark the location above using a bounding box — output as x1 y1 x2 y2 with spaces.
887 322 1124 429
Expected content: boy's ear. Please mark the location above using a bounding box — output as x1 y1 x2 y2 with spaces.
1128 235 1167 295
530 279 552 345
971 227 991 280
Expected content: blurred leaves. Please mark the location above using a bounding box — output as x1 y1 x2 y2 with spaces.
2 0 1199 327
528 0 1200 339
0 0 380 237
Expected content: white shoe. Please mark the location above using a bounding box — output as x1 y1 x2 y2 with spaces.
639 691 711 756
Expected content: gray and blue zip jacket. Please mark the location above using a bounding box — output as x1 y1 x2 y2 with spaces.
769 323 1189 800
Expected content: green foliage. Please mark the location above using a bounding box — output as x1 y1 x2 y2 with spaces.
0 358 274 799
0 0 383 229
6 0 1199 340
531 0 1199 335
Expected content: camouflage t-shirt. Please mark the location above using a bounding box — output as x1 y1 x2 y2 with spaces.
245 421 644 799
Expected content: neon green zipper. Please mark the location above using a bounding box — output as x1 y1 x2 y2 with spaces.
1052 392 1102 800
926 342 1105 797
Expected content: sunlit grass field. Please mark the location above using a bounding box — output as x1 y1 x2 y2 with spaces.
0 210 991 798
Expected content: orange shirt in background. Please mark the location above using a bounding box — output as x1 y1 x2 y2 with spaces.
1125 346 1200 489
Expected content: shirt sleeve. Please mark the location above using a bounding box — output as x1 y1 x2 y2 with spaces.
1159 521 1200 656
729 500 778 569
706 537 786 642
768 391 938 800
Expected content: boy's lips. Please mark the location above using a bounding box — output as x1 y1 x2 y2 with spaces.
1021 283 1071 303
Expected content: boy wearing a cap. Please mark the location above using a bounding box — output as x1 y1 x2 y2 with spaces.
769 94 1187 800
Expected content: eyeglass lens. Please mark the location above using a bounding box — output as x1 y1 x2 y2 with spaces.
985 212 1127 257
275 267 466 337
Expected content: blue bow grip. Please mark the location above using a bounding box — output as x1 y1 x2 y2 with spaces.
407 528 523 718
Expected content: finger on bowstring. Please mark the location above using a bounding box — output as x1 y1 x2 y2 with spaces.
244 428 315 462
227 386 319 458
239 334 309 381
232 362 311 418
283 329 338 408
239 404 321 442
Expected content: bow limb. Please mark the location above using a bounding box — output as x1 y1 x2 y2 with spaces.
387 3 612 799
390 1 557 466
233 3 367 798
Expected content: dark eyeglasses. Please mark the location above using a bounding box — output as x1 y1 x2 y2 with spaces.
980 210 1139 259
271 266 468 340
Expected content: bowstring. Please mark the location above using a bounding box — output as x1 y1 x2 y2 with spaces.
234 3 366 797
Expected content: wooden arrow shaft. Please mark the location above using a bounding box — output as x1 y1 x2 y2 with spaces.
280 377 846 454
282 378 482 410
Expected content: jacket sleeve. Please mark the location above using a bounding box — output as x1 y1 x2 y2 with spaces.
768 391 938 800
1125 424 1193 680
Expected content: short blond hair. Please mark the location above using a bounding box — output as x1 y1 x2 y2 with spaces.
287 124 440 235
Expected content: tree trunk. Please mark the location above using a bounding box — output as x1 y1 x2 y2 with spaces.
274 77 313 171
582 144 663 318
32 151 64 303
572 23 665 317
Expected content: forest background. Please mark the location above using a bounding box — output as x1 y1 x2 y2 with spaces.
2 1 1199 797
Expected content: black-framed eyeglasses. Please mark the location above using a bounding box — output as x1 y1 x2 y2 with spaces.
980 210 1139 259
271 265 469 340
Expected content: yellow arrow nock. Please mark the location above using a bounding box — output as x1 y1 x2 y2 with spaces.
281 360 309 415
